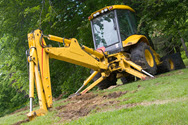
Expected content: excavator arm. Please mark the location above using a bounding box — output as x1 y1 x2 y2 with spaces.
27 29 153 120
27 29 109 120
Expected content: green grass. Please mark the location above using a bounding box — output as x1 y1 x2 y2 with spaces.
99 69 188 104
66 100 188 125
0 111 27 125
25 111 61 125
0 68 188 125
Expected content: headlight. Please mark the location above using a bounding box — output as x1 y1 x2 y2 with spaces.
93 14 97 17
104 8 108 12
96 12 100 16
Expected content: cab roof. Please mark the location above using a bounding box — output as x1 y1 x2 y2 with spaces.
88 5 135 20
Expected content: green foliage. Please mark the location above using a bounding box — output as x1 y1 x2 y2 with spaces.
136 0 188 56
181 36 188 59
183 59 188 66
49 60 90 97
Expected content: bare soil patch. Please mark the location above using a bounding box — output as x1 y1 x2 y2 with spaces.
12 119 29 125
56 91 128 122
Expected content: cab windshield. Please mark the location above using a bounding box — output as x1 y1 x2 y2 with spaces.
116 10 137 41
92 11 119 49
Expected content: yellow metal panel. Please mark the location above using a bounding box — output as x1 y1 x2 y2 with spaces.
119 59 147 79
42 52 52 107
34 65 47 111
112 5 135 12
89 5 135 20
125 67 147 79
122 35 149 47
28 33 35 48
33 29 53 108
82 45 104 59
46 38 108 71
124 59 142 71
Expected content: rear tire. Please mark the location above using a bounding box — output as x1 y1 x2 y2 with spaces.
157 58 175 74
90 70 117 90
158 52 185 73
130 42 157 75
167 52 185 70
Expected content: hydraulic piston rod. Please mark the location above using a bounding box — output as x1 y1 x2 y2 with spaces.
142 70 154 78
30 98 33 112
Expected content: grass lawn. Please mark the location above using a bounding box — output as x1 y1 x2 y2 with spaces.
66 100 188 125
0 68 188 125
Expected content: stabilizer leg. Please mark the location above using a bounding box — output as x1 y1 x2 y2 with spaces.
124 68 147 79
69 71 99 98
75 71 98 94
122 59 154 79
27 63 48 121
80 74 105 95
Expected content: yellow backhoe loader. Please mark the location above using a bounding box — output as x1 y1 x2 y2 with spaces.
26 5 183 120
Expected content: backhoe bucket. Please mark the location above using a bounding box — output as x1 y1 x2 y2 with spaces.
27 109 47 121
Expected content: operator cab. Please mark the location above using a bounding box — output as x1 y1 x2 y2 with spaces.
89 5 137 54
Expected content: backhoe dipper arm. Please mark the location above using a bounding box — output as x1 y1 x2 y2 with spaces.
27 29 108 120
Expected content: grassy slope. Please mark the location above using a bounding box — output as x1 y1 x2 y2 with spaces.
66 69 188 125
66 101 188 125
0 68 188 125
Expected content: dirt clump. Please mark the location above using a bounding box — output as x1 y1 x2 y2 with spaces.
56 105 66 110
69 92 98 101
103 91 128 99
53 94 64 101
13 119 29 125
131 90 138 93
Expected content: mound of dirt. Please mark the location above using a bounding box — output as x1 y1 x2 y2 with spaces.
56 91 128 122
